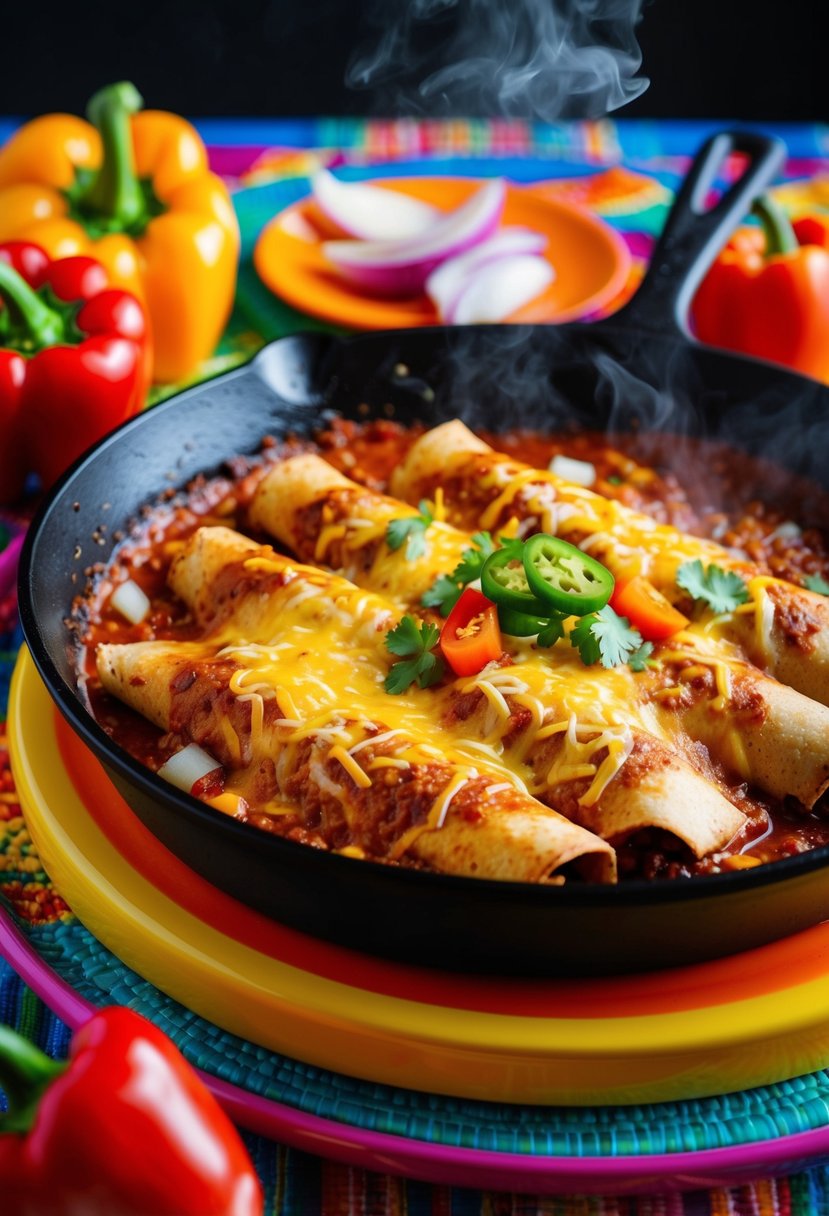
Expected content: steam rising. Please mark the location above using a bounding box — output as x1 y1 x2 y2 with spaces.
357 323 829 529
347 0 649 119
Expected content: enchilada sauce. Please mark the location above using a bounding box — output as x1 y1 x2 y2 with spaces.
75 419 829 881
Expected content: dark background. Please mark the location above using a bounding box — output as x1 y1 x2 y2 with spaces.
0 0 823 122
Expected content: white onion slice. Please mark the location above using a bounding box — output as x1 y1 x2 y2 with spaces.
548 454 597 487
426 227 548 321
158 744 222 794
322 179 507 298
447 254 555 324
110 579 150 624
311 169 438 241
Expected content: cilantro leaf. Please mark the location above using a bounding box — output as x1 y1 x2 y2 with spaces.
569 613 602 666
452 531 496 584
384 652 443 694
627 640 655 671
384 616 445 693
536 616 567 648
676 559 749 614
383 658 422 695
422 575 464 616
421 531 495 616
498 535 525 560
385 500 434 560
570 606 644 669
804 574 829 596
386 615 440 656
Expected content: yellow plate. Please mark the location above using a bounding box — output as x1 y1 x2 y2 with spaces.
11 647 829 1106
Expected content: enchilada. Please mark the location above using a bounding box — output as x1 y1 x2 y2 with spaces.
97 528 616 883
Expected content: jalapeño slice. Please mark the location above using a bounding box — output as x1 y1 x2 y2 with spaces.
497 605 556 637
480 547 549 615
522 534 614 615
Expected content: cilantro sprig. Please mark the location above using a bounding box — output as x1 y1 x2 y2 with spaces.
384 616 446 694
676 559 749 614
534 602 648 669
422 530 497 615
804 573 829 596
569 606 646 669
421 574 465 617
386 500 434 560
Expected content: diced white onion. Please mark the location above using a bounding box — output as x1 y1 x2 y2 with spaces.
766 521 801 543
110 579 151 624
548 454 597 487
157 744 221 793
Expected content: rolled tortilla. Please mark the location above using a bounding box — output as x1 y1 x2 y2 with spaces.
96 638 616 884
168 524 396 645
248 452 471 607
391 421 829 707
644 635 829 808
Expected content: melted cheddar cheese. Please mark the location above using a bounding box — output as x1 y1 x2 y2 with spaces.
473 458 735 589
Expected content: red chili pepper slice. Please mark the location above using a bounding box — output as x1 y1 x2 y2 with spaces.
440 587 503 676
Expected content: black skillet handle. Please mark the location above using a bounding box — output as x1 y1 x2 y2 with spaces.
609 130 787 339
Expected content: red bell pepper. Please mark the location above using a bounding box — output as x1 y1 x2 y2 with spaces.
0 1006 263 1215
440 587 503 676
0 240 150 499
692 195 829 384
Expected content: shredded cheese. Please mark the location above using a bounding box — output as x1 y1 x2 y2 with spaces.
328 745 372 789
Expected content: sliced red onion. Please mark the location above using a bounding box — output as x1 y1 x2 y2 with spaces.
110 578 151 624
158 744 222 794
446 254 555 324
426 227 548 321
321 179 507 298
311 169 439 241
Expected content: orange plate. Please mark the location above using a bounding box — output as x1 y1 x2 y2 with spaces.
253 177 631 331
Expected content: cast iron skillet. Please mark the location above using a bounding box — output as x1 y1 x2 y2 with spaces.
19 131 829 977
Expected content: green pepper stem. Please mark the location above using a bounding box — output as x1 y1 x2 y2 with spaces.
0 1023 66 1134
752 194 799 258
79 82 145 229
0 261 65 349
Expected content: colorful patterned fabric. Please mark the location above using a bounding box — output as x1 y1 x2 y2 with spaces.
2 116 829 1213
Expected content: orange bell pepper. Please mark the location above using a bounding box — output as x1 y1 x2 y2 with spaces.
609 576 688 642
692 195 829 384
0 82 239 384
